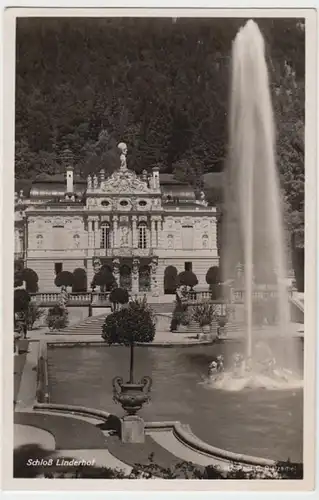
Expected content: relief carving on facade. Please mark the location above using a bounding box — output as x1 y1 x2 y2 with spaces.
119 225 129 247
100 169 150 194
167 234 174 248
150 257 159 296
93 258 102 273
132 258 140 276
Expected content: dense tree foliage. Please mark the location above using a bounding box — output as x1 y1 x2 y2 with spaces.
102 298 156 382
54 271 74 289
109 287 129 310
91 267 116 291
15 18 305 285
72 268 87 292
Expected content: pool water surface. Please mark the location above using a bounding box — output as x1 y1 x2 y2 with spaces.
47 342 303 462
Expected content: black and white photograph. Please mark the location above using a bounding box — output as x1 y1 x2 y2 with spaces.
2 6 317 491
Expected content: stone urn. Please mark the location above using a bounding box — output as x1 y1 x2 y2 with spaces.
112 376 152 415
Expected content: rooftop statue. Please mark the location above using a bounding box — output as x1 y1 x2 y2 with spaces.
118 142 128 171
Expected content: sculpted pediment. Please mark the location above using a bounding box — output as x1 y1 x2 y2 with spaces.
101 169 150 194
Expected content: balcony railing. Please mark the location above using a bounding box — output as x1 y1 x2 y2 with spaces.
30 292 112 306
94 247 154 258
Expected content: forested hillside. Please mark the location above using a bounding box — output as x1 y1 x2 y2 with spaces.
15 17 305 286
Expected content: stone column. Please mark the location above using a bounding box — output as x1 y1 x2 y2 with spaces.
94 218 100 249
88 218 94 248
151 217 157 248
132 216 138 248
132 258 140 294
87 259 94 290
150 257 159 296
157 218 163 248
112 258 120 286
210 216 218 250
113 216 118 248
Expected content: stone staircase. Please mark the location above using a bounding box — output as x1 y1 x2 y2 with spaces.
56 302 176 336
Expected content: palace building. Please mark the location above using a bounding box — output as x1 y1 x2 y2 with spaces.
14 143 219 296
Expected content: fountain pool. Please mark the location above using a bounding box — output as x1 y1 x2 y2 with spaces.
47 340 303 462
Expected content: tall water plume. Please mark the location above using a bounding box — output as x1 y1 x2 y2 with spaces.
210 19 303 389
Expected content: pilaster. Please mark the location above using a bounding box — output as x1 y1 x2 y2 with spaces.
132 258 140 293
113 215 118 248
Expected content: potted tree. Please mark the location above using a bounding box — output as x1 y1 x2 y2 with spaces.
54 271 74 292
177 270 198 296
102 297 155 442
72 268 88 293
46 304 69 331
109 287 129 312
205 266 221 299
91 267 116 293
25 302 45 330
192 302 216 338
14 289 31 353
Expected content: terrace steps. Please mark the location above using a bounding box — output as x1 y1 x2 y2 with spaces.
59 302 176 336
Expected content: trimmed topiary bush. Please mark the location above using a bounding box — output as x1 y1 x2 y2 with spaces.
164 266 178 294
109 287 129 311
177 270 198 290
91 268 116 292
102 297 156 382
46 304 69 331
55 271 74 289
72 268 87 292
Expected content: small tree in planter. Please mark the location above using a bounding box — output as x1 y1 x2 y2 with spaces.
206 266 221 299
46 304 69 331
14 289 31 350
109 287 129 311
25 302 45 330
192 302 216 336
14 267 39 293
54 271 74 291
22 268 39 293
177 271 198 292
102 298 155 442
72 268 87 293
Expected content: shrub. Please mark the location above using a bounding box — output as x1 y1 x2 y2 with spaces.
170 300 190 331
109 287 129 310
206 266 220 286
25 302 45 330
102 297 155 382
55 271 74 289
92 268 116 291
192 303 216 327
14 289 31 314
14 267 39 292
46 305 69 331
22 268 39 293
164 266 178 294
177 270 198 289
72 268 87 292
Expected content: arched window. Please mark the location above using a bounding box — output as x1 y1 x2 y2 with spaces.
36 234 43 249
100 223 110 249
138 222 147 249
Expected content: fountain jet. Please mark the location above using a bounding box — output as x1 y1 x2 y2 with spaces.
211 20 302 390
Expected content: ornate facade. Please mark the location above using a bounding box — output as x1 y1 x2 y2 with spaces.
14 143 219 296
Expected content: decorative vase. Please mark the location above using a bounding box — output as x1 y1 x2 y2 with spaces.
112 376 152 415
